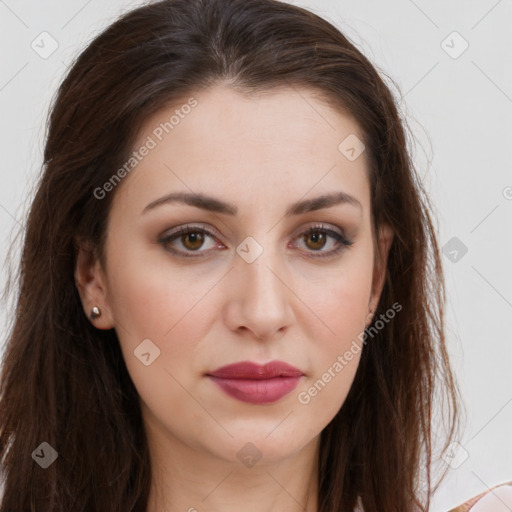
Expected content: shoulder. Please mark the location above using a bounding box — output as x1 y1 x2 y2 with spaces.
448 481 512 511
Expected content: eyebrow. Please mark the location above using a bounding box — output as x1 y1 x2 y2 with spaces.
141 190 362 216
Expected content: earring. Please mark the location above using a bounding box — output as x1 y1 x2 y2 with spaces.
90 306 101 320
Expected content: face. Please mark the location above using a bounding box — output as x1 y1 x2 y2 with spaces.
76 84 393 468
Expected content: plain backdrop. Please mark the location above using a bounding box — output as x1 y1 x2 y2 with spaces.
1 0 511 510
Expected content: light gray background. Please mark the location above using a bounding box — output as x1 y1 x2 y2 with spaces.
1 1 511 510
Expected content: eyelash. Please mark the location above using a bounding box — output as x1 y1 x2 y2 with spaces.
158 223 354 260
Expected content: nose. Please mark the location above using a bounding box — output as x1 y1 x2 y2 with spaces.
223 242 295 341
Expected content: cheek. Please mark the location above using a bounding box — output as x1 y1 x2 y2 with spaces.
106 237 221 340
104 244 229 398
294 250 374 419
297 245 374 342
106 260 218 437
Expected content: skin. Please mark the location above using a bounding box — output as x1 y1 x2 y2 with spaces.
75 84 393 512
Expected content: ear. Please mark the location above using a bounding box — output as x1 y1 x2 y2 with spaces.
366 223 394 325
74 239 115 329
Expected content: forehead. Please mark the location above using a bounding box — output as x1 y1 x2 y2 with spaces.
113 84 370 217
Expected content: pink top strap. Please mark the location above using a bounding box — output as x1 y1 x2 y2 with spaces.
448 481 512 511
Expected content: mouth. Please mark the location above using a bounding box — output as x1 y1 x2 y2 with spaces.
206 360 304 404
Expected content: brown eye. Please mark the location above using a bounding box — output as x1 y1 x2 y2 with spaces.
294 224 353 259
303 231 327 251
181 231 205 251
159 225 222 257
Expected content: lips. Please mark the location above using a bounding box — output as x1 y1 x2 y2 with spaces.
208 361 304 379
207 361 304 404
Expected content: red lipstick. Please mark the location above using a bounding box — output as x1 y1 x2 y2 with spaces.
207 361 304 404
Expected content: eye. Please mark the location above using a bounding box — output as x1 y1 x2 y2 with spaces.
292 224 353 259
158 224 224 258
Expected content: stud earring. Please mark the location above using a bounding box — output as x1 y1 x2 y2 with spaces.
90 306 101 320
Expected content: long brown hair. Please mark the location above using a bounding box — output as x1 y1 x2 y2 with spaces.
0 0 459 510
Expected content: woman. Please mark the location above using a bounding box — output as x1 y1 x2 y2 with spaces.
0 0 508 510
